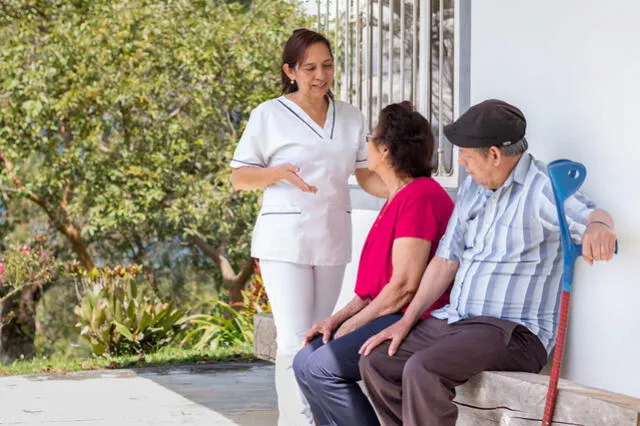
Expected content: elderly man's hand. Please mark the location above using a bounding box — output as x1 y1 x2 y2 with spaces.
582 221 617 265
359 319 412 357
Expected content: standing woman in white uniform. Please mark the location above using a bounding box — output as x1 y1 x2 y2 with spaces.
230 29 385 426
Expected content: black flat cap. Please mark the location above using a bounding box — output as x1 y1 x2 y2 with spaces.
444 99 526 148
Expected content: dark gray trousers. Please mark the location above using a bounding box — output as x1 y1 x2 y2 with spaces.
358 316 548 426
293 314 403 426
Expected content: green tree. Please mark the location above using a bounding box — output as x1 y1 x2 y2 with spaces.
0 0 307 302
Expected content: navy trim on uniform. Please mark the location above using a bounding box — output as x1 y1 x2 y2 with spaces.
330 101 336 139
260 212 302 216
277 99 323 139
231 159 265 167
356 158 368 163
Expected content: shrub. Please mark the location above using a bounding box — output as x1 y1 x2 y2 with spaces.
180 268 270 351
0 243 64 303
0 241 66 360
73 265 184 356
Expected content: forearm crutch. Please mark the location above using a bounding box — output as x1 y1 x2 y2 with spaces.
542 159 616 425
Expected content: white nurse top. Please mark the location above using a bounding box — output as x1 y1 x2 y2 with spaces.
230 96 368 266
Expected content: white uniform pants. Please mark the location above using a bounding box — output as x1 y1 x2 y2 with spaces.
260 260 345 426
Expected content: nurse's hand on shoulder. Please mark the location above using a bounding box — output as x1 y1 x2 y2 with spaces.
272 163 318 193
303 315 340 346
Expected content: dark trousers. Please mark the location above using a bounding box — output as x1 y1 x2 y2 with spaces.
358 316 548 426
293 314 402 426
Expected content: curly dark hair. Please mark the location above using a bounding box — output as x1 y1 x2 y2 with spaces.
374 101 434 178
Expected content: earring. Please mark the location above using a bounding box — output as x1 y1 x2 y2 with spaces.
290 79 295 84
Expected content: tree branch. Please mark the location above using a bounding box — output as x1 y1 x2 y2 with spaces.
224 109 237 140
0 149 49 213
190 233 254 285
0 287 22 304
235 258 255 288
0 150 26 191
191 234 254 304
0 186 22 194
0 149 95 269
61 180 72 209
190 233 237 282
168 99 189 119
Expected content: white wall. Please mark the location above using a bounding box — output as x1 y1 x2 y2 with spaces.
471 0 640 398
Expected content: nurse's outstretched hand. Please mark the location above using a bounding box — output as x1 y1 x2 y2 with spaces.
274 163 318 193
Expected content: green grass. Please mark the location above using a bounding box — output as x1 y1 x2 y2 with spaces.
0 345 256 376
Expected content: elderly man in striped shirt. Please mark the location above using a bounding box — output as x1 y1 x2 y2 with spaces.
357 99 617 426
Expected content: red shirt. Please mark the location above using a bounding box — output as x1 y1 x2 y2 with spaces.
354 177 454 319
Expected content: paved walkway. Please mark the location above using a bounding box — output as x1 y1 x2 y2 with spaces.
0 362 277 425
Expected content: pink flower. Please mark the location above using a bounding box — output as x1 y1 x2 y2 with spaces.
21 246 30 254
0 263 5 274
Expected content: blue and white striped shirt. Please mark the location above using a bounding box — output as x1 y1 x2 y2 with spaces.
432 153 595 352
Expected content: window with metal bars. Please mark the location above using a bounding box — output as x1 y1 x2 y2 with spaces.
313 0 458 187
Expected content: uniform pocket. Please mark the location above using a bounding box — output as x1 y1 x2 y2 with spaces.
252 206 303 260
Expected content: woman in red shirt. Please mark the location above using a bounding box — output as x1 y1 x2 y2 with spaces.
293 101 454 426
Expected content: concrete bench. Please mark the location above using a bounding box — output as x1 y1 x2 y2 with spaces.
254 313 640 425
253 313 277 363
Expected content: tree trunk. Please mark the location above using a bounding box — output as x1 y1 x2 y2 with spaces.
62 224 95 270
0 283 47 362
225 259 255 304
190 234 254 304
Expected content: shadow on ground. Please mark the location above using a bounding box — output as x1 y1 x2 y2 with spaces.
144 362 277 426
0 361 277 425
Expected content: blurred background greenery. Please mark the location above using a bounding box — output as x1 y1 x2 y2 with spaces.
0 0 308 373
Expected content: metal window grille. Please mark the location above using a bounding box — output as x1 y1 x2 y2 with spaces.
315 0 457 184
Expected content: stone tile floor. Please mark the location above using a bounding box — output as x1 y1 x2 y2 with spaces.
0 362 277 425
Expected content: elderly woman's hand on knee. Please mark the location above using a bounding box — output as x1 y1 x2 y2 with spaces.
303 315 341 345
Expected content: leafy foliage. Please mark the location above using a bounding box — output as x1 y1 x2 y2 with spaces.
0 242 65 306
180 270 270 350
0 346 254 376
0 0 307 290
35 281 90 358
73 265 184 356
0 240 67 360
0 0 306 361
